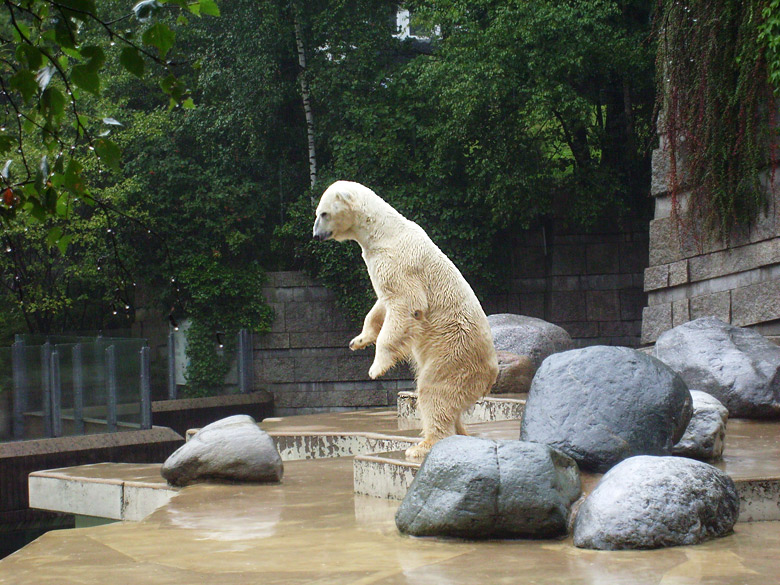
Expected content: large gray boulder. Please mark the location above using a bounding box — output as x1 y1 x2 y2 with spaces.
573 456 739 550
654 317 780 418
520 346 692 473
672 390 729 460
395 436 580 539
161 415 283 487
488 314 574 369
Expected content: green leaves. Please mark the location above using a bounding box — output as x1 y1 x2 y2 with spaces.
120 47 145 78
94 138 121 171
0 0 221 232
143 23 176 58
192 0 220 17
70 45 105 95
10 70 38 103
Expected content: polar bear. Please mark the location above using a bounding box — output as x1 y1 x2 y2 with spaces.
313 180 499 459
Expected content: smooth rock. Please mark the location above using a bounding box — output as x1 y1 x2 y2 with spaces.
161 415 283 487
491 351 536 394
673 390 729 460
573 456 739 550
488 314 574 369
395 436 580 539
654 316 780 418
520 346 692 473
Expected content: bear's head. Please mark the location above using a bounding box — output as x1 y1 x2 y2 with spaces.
312 181 359 242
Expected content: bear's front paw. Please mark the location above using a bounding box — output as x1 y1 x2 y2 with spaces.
349 335 367 351
368 362 387 379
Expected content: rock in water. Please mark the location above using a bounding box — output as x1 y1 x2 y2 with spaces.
520 346 692 472
673 390 729 460
395 436 580 539
488 314 574 369
573 456 739 550
654 316 780 418
161 415 283 487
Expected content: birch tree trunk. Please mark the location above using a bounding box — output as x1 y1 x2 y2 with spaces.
292 10 317 197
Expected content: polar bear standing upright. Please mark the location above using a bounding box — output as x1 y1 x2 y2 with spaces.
313 180 499 459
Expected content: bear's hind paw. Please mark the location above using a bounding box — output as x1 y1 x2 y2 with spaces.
405 441 434 461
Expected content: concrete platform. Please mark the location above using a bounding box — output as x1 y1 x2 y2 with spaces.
6 456 780 585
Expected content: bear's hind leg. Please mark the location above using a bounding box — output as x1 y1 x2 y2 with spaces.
405 386 459 460
455 416 469 436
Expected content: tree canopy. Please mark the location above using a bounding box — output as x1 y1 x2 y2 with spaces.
1 0 659 392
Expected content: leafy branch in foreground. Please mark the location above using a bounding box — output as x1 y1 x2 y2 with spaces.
0 0 219 249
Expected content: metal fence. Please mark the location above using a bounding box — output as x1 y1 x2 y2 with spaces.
0 335 151 442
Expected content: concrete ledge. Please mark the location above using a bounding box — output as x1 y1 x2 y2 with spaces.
271 433 418 461
354 452 420 500
396 392 525 429
29 463 178 522
1 427 184 529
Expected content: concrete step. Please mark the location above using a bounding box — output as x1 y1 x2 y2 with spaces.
396 391 526 429
353 418 780 523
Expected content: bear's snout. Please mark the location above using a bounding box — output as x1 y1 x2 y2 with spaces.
312 216 332 241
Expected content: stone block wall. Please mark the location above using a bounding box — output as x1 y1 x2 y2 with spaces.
482 223 649 348
641 135 780 344
256 224 650 416
256 272 414 416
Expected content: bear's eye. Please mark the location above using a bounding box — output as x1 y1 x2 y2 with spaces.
320 212 328 218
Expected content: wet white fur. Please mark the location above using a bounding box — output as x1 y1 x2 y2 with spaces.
313 181 499 459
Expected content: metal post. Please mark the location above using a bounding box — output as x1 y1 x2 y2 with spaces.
140 345 152 429
105 345 117 433
50 349 62 438
11 339 26 440
72 343 85 435
245 330 253 393
238 329 253 394
167 331 177 400
41 342 52 437
238 329 247 394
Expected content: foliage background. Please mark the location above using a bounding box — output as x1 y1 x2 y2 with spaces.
0 0 661 393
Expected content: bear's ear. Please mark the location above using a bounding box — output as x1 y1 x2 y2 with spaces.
334 188 355 206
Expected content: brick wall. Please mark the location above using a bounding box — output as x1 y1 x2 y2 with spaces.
641 127 780 344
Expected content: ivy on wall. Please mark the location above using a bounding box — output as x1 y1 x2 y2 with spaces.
657 0 777 240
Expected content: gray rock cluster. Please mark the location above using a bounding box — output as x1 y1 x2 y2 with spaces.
395 436 580 539
573 456 739 550
161 415 283 487
672 390 729 460
488 314 573 369
520 346 692 472
654 316 780 418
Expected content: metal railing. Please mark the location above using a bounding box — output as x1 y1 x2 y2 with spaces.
1 335 152 442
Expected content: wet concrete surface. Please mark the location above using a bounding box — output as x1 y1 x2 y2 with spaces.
2 454 780 585
3 411 780 584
